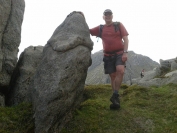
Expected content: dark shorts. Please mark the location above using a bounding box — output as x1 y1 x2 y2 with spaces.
103 54 125 74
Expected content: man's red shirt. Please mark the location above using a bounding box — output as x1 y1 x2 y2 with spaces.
90 22 129 53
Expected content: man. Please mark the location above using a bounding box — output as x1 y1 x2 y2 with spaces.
141 69 145 78
89 9 129 108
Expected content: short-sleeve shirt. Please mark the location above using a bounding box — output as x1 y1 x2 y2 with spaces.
90 22 129 53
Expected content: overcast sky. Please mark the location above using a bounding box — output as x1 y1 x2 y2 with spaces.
20 0 177 63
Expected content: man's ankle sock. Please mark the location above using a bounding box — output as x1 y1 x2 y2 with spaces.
113 90 118 94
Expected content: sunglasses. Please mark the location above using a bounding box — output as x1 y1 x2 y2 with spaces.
104 13 112 16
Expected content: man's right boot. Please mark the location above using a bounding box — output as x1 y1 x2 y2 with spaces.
110 93 120 106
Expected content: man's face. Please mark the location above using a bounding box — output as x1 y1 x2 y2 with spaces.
103 13 113 22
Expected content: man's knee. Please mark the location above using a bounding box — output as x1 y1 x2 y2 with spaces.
110 72 116 80
116 66 125 75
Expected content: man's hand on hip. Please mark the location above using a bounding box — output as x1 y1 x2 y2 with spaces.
122 53 128 62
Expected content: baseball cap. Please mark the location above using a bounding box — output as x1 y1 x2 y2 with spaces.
103 9 113 15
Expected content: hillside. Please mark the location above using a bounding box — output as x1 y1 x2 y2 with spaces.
86 50 159 85
1 84 177 133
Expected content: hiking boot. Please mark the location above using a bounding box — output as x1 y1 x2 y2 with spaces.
110 103 120 110
110 93 120 106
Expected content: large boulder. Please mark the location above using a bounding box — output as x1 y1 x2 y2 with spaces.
6 46 43 105
141 67 161 81
0 0 25 94
171 59 177 71
137 71 177 87
165 70 177 77
165 72 177 85
130 68 177 87
138 78 166 87
0 0 11 73
127 67 161 86
30 12 93 133
160 59 171 70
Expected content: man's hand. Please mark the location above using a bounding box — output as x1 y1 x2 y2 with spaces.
122 53 128 62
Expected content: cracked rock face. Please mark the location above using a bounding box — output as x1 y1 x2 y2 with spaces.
30 12 93 133
0 0 25 93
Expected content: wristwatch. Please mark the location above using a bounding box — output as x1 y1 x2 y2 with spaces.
123 51 128 53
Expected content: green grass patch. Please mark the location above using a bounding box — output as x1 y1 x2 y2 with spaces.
0 103 34 133
1 83 177 133
61 84 177 133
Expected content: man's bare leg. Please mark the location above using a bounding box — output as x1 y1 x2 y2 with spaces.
109 72 116 92
110 65 125 106
114 65 125 91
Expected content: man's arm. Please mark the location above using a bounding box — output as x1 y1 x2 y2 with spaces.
123 36 129 51
122 36 129 62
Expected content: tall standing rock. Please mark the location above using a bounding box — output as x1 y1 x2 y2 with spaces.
6 46 43 106
30 12 93 133
0 0 25 93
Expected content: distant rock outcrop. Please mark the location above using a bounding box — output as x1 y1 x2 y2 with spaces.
86 51 159 85
29 12 93 133
130 58 177 87
0 0 25 94
171 60 177 71
6 46 43 105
